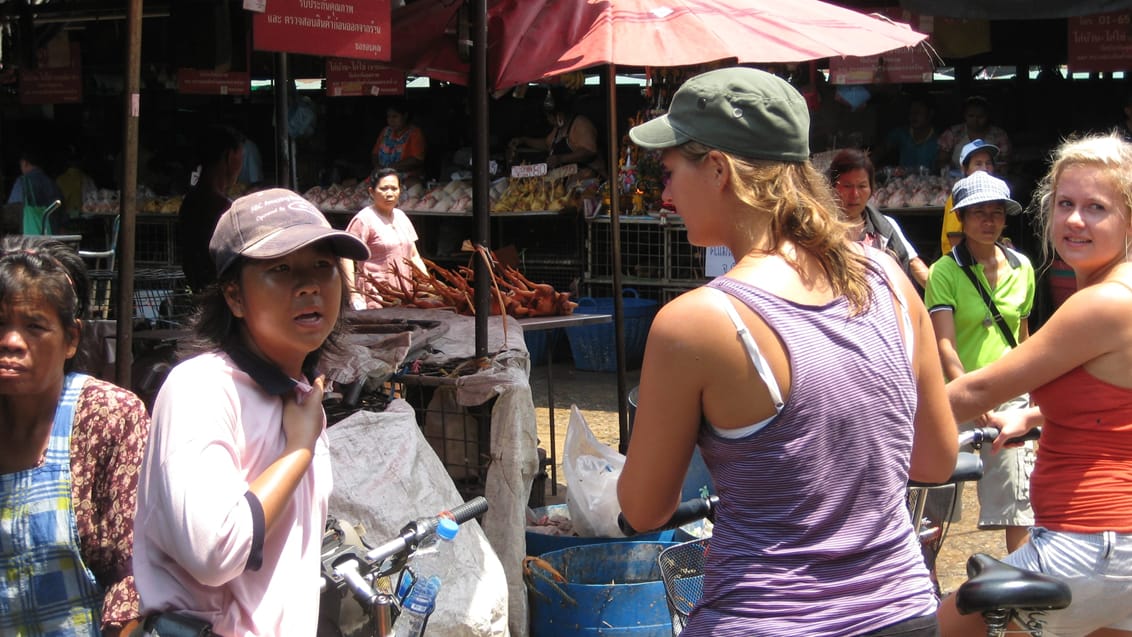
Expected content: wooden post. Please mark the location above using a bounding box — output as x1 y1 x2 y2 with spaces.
114 0 143 386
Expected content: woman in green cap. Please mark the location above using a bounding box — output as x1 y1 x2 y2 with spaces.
617 66 956 636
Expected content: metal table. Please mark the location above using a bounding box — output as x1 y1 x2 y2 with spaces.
517 313 612 494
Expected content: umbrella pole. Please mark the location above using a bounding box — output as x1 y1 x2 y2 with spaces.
603 65 630 454
472 0 490 355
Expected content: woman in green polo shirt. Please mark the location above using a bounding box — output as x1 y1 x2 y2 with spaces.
925 170 1036 553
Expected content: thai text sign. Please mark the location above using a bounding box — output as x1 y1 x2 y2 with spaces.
829 11 936 84
1068 12 1132 73
20 68 81 104
177 69 251 95
325 59 404 96
21 42 81 104
254 0 391 61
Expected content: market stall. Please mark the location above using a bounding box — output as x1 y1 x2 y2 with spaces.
388 0 929 457
331 307 537 637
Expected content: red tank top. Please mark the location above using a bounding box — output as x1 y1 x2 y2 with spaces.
1030 366 1132 531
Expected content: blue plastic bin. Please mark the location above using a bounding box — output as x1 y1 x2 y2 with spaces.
566 289 658 372
525 504 702 558
528 541 676 637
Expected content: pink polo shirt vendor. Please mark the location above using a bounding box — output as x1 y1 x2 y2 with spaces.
347 167 427 309
132 188 369 636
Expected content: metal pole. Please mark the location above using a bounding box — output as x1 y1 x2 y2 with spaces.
114 0 143 386
275 53 293 189
472 0 490 357
603 65 630 453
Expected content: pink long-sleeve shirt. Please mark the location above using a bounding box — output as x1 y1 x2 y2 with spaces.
133 350 331 636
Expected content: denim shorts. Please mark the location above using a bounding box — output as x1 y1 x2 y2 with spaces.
1002 526 1132 634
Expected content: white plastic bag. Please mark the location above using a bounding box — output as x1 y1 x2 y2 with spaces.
563 405 626 537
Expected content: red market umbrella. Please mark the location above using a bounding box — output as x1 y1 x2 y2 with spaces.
388 0 471 85
390 0 927 89
489 0 927 88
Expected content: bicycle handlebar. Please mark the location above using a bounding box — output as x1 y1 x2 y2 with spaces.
321 496 489 595
960 426 1041 449
617 495 718 537
363 496 489 566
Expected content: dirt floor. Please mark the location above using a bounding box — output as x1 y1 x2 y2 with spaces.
528 360 1008 596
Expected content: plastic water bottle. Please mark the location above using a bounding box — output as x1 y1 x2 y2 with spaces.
393 518 459 637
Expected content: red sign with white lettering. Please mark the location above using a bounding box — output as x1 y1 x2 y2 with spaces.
20 68 82 104
254 0 391 61
325 59 404 96
1068 12 1132 73
176 69 251 95
20 43 82 104
829 10 936 85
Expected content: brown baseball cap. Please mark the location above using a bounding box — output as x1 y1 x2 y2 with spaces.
209 188 369 277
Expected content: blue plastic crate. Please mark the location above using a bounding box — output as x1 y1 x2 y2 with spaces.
566 289 658 372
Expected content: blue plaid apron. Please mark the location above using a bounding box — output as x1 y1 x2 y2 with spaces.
1 372 103 636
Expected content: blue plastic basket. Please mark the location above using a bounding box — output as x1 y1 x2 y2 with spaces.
566 289 658 372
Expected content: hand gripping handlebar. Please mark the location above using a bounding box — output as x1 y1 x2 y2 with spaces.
616 495 719 537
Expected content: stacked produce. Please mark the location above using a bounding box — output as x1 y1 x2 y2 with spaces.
358 256 577 318
82 187 183 215
302 180 512 214
491 176 577 213
871 174 954 209
401 180 475 213
302 183 370 212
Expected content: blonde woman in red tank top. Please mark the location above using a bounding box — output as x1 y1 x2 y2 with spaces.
939 132 1132 637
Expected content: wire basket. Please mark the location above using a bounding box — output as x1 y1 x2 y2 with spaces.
134 267 194 328
657 538 709 635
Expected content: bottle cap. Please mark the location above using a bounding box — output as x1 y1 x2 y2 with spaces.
436 518 459 541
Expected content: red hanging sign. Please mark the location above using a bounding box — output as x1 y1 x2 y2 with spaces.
19 67 82 104
325 59 404 96
253 0 391 61
1068 12 1132 73
176 69 251 95
829 11 936 85
20 42 82 104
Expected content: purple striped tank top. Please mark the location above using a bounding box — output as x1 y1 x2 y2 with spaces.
684 263 937 636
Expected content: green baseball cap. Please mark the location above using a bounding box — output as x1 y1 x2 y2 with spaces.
629 67 810 162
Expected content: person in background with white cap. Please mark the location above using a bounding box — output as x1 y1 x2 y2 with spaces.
617 66 956 636
939 132 1132 636
132 188 369 636
925 171 1035 557
939 138 1000 255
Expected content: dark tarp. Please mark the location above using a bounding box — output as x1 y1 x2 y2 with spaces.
899 0 1132 19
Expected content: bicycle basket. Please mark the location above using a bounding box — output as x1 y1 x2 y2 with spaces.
657 538 709 635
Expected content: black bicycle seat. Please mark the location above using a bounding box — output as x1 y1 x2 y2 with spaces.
955 553 1072 615
909 451 982 488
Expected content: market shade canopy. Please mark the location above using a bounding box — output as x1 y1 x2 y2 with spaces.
490 0 928 88
390 0 928 89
